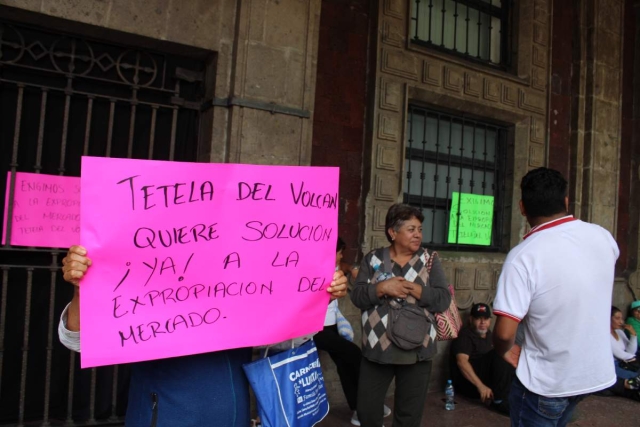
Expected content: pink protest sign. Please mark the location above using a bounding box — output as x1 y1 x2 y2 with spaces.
80 156 339 368
2 172 81 248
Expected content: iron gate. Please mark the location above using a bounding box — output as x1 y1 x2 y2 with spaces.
0 18 208 426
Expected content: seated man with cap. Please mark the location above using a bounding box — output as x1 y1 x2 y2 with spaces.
450 303 515 415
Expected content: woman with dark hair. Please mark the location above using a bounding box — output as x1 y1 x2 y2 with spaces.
350 203 451 427
607 306 640 400
611 306 640 378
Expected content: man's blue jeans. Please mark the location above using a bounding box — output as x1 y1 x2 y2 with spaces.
509 377 585 427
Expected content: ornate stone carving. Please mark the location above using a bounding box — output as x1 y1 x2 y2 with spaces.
381 49 418 81
380 78 402 111
374 173 397 201
531 67 547 91
533 23 549 46
474 269 492 290
529 142 545 167
534 0 549 24
376 144 398 171
373 205 387 231
502 85 518 107
382 20 403 47
530 116 545 144
443 66 463 93
483 78 501 102
454 268 472 290
371 235 388 250
422 60 442 87
532 45 546 67
383 0 403 19
464 72 481 98
519 89 546 115
377 113 400 141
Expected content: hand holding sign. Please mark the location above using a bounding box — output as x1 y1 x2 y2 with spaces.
62 245 92 286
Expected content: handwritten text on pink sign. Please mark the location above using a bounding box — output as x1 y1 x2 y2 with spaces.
80 157 339 368
2 172 80 248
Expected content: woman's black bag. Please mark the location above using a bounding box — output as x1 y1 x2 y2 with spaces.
381 248 432 350
386 298 430 350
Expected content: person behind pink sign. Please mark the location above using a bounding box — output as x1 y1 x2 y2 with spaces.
58 244 349 427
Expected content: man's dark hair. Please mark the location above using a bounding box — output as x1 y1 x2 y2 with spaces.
336 237 346 253
384 203 424 243
611 306 621 317
520 168 568 218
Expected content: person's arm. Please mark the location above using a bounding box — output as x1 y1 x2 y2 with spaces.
612 332 637 361
58 302 81 352
413 256 451 312
492 262 529 367
61 245 92 331
493 316 521 368
626 318 640 344
456 353 493 402
67 288 80 331
58 245 92 352
623 325 638 354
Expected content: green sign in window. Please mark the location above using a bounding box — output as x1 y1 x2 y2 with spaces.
447 192 494 246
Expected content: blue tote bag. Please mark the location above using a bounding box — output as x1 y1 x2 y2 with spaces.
243 340 329 427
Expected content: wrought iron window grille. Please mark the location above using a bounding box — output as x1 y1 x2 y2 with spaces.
403 106 509 251
410 0 513 68
0 19 208 427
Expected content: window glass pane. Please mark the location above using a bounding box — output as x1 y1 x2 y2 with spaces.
480 0 502 7
421 207 448 244
407 109 425 149
490 16 502 63
483 128 497 163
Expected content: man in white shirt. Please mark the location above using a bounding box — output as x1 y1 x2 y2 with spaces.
493 167 619 427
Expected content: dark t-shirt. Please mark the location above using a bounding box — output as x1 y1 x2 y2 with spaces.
451 326 493 359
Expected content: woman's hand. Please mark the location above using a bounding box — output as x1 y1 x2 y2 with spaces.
376 277 415 299
327 270 348 300
61 245 90 332
62 245 92 287
624 324 637 337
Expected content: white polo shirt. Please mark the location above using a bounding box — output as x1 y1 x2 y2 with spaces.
494 217 618 397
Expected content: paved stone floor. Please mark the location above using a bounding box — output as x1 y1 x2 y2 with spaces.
318 391 639 427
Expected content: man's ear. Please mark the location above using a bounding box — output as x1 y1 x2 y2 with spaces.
518 200 526 217
564 196 569 213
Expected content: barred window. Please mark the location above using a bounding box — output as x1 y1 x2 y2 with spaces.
403 106 508 250
410 0 512 67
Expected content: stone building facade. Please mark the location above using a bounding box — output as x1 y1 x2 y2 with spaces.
319 0 558 392
312 0 635 399
0 0 638 422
